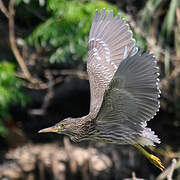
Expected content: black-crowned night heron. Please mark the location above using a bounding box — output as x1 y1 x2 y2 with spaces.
39 9 164 171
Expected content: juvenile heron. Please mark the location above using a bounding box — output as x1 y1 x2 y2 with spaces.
39 9 164 171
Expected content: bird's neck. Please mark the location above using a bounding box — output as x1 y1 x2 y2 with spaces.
74 112 94 122
85 110 99 120
76 114 94 124
69 115 96 141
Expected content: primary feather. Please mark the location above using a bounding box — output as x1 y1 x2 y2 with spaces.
93 50 160 146
87 9 137 119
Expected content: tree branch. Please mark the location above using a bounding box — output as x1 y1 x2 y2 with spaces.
123 172 144 180
8 0 32 80
0 0 9 18
0 0 48 89
53 69 88 80
156 158 177 180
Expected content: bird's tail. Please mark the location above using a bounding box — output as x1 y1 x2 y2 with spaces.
134 144 165 171
140 126 161 146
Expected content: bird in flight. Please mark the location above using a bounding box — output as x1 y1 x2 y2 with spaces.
39 8 164 171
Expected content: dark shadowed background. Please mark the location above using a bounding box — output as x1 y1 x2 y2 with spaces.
0 0 180 179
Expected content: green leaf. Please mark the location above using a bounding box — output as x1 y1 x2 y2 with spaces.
0 62 28 137
26 0 122 63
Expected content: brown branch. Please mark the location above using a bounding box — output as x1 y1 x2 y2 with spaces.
123 172 144 180
0 0 48 89
156 158 177 180
0 0 30 78
8 0 32 80
0 0 9 18
53 69 88 80
41 70 54 110
167 159 177 180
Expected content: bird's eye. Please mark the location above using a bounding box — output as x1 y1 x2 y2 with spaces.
59 124 65 129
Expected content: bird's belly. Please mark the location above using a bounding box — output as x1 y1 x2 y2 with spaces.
90 136 129 145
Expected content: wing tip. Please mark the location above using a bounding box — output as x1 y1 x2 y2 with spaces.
94 9 99 19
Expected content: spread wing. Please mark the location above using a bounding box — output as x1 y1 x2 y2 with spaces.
87 9 137 118
95 50 160 145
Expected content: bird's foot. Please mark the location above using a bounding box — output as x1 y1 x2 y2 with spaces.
134 144 165 171
148 154 165 171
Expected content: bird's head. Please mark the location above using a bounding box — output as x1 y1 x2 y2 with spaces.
38 117 79 138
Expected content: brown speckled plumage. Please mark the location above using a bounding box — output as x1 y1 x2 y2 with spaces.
39 9 165 171
39 9 161 149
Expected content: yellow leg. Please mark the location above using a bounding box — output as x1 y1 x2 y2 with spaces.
134 144 165 171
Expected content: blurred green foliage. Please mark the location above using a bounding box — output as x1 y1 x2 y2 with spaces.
139 0 180 38
138 0 180 77
132 31 147 50
162 0 179 37
26 0 121 63
0 62 27 136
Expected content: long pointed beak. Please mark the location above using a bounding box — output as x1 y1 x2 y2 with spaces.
38 126 58 133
